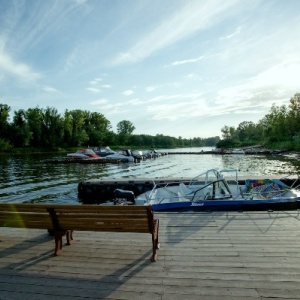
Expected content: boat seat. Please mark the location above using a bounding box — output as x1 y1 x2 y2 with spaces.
150 188 177 204
193 186 213 201
177 191 190 202
179 183 196 199
273 189 299 198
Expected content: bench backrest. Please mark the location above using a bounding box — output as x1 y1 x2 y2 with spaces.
0 203 53 229
0 203 154 234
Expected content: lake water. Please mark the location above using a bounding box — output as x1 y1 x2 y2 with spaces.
1 147 300 204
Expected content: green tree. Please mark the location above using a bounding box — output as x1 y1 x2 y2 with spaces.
26 107 43 147
203 136 220 146
288 93 300 138
0 104 11 140
41 107 64 148
117 120 135 145
221 125 237 141
140 134 154 148
104 131 118 146
129 134 144 147
84 111 112 146
267 104 289 142
236 121 257 143
63 110 89 147
10 109 32 147
117 120 135 135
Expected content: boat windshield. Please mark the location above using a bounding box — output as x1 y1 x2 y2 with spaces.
189 169 222 186
192 179 232 201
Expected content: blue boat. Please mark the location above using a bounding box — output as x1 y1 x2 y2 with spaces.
134 169 300 211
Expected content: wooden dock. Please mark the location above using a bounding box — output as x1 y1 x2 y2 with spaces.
1 210 300 299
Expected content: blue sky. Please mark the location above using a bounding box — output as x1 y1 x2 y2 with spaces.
1 0 300 138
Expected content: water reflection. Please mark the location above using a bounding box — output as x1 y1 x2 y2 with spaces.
219 154 299 175
0 148 300 204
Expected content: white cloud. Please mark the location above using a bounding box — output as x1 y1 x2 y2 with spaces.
86 78 109 93
171 56 205 66
252 59 300 88
128 98 144 105
215 58 300 110
73 0 87 5
146 86 156 92
90 98 108 105
86 87 101 93
147 98 209 121
2 0 300 139
86 78 111 93
219 26 241 40
42 86 58 93
102 101 129 115
113 0 239 65
123 90 134 96
0 49 41 82
89 78 102 85
144 80 289 121
64 47 81 72
185 73 202 81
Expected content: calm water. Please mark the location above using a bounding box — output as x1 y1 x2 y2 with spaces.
1 147 300 204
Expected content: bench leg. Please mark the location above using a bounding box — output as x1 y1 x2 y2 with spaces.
151 219 159 262
66 230 74 245
53 230 74 255
54 231 65 256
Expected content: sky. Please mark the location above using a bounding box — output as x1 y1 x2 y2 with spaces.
1 0 300 139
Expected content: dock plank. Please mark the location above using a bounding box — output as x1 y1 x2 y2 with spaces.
1 211 300 299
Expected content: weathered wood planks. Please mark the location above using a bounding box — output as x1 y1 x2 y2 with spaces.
1 211 300 299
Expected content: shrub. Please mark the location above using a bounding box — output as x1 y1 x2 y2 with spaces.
0 138 12 152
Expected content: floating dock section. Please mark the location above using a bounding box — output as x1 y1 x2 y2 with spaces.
77 176 300 204
78 177 191 203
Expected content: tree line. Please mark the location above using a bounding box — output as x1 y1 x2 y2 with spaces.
2 92 299 152
0 104 219 151
217 93 300 150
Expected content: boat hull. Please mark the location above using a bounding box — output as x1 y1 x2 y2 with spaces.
151 198 300 212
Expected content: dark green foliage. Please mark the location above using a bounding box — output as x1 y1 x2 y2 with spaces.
0 104 218 151
217 92 300 149
10 92 300 150
0 138 12 151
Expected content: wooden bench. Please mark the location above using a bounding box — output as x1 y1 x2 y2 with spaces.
0 203 159 261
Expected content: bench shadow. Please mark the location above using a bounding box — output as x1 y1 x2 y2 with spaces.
0 231 53 259
1 244 155 299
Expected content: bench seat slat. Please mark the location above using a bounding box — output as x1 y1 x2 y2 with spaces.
58 217 150 223
0 204 50 213
0 220 52 229
0 213 52 228
59 221 149 227
53 204 146 211
59 218 150 231
56 216 149 221
55 206 146 216
58 225 150 232
0 212 50 219
0 216 51 223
